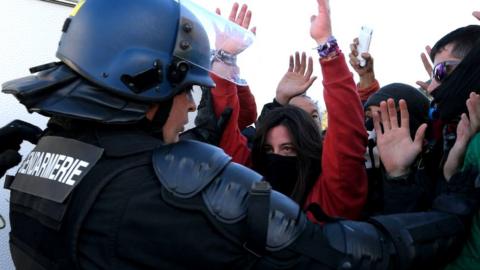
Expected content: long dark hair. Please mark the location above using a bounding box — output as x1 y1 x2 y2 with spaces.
251 105 322 205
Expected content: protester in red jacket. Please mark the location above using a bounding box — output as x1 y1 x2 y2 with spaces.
210 0 367 222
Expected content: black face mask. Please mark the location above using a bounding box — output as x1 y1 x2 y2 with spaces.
261 154 298 197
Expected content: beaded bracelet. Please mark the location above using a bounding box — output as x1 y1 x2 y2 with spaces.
211 49 237 66
316 36 340 59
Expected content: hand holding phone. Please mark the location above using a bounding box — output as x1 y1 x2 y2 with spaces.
357 26 373 67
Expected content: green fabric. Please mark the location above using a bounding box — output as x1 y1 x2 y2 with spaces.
445 133 480 270
462 133 480 171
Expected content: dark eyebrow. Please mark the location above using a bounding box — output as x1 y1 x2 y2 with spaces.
280 143 295 147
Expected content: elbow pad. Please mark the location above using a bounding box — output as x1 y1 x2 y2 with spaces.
370 211 465 270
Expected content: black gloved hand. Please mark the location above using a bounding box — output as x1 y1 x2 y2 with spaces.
433 167 480 219
180 87 232 146
0 120 43 177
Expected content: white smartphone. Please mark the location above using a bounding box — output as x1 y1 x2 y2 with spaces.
357 26 373 67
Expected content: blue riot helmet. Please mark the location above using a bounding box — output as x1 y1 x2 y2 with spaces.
56 0 215 102
2 0 254 123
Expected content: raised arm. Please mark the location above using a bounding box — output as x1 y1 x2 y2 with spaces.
304 0 368 221
211 3 255 165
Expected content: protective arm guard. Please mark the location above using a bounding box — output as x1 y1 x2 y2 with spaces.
152 140 469 270
369 211 464 270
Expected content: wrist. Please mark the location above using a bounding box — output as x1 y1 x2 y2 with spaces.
315 36 340 60
358 73 376 89
386 167 411 179
211 49 237 66
275 93 289 105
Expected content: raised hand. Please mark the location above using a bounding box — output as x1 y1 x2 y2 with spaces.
443 113 472 180
349 38 375 89
215 3 256 54
373 99 427 177
276 52 317 105
416 46 433 91
466 92 480 133
443 92 480 180
310 0 332 45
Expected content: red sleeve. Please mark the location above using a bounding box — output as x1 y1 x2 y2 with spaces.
357 79 380 103
305 52 368 221
210 74 252 166
237 85 257 130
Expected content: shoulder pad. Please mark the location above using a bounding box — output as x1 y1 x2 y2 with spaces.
202 161 306 250
153 140 231 198
267 191 307 251
203 162 263 223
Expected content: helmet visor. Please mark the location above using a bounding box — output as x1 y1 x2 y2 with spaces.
174 0 255 85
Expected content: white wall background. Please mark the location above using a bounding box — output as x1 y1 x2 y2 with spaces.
0 0 478 268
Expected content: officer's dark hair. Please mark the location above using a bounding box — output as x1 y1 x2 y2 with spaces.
430 25 480 61
251 105 322 205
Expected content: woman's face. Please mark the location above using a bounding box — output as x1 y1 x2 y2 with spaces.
263 125 297 156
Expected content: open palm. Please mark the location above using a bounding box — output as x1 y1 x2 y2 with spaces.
373 99 426 177
276 52 317 105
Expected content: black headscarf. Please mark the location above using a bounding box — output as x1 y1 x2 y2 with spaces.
364 83 430 138
431 39 480 121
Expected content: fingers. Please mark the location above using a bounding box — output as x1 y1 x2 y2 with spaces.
473 11 480 20
242 10 252 29
361 52 371 61
372 110 383 137
305 56 314 79
387 99 398 129
350 39 358 57
225 3 254 30
301 76 318 92
294 52 301 73
425 45 432 56
379 101 391 131
416 81 430 91
317 0 329 13
299 52 307 74
288 55 294 72
235 4 248 26
459 113 470 130
420 52 433 77
413 123 427 148
228 2 239 21
250 26 257 35
215 8 221 15
398 99 410 131
349 55 360 69
466 92 480 132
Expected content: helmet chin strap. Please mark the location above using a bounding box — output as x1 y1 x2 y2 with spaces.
150 98 174 139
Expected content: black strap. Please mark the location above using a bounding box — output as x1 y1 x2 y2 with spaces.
305 203 341 223
245 181 271 257
64 152 154 268
4 174 15 189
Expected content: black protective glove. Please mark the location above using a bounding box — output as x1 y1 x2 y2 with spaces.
0 120 43 177
433 167 480 221
180 87 232 146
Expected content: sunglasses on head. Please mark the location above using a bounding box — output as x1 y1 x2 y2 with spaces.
432 60 461 82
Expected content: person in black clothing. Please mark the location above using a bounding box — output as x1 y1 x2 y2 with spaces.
1 0 478 269
363 83 431 215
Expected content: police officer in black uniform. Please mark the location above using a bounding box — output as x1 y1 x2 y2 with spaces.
1 0 478 269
